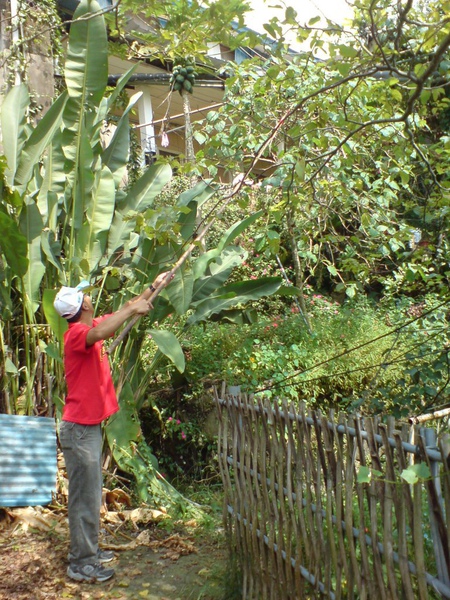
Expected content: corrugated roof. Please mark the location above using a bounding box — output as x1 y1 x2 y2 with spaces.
0 414 57 508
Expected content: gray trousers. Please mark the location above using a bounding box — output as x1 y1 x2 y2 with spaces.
59 421 102 566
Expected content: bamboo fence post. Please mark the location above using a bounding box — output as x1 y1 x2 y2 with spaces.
380 425 415 598
298 403 319 576
439 434 450 537
276 401 295 597
292 402 312 594
393 430 428 600
258 397 278 598
333 415 353 600
268 401 286 599
419 428 450 586
342 419 361 598
344 418 367 597
285 400 305 599
231 397 249 598
256 397 271 600
320 412 339 596
357 417 387 599
249 400 268 599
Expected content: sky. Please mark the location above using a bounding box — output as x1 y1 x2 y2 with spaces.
245 0 354 41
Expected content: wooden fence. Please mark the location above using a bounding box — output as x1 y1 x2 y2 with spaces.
215 392 450 599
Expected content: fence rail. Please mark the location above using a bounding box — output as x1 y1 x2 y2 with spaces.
215 392 450 599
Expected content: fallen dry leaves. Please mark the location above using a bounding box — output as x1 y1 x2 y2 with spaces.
0 502 202 600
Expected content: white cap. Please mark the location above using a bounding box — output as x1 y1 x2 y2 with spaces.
53 280 90 319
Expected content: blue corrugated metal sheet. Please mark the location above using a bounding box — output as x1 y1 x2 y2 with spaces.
0 414 57 508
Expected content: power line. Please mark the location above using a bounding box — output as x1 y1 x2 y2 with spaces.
255 297 450 394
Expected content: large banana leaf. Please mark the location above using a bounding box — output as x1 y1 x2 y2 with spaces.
192 246 245 302
41 230 63 272
0 212 28 277
19 200 46 308
102 92 142 187
105 382 141 464
78 166 115 272
1 84 29 185
217 209 264 251
108 163 172 254
64 0 108 108
97 63 140 124
149 329 185 373
42 289 68 342
167 267 194 315
186 277 284 326
177 180 217 208
37 133 66 228
15 91 68 188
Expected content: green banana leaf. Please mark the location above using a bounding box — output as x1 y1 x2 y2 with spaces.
37 132 67 227
102 92 142 186
177 180 217 207
108 163 172 254
19 200 46 309
42 289 68 342
15 91 68 188
192 246 245 302
0 211 28 277
217 209 264 251
41 230 63 272
149 329 185 373
178 200 198 241
102 64 140 119
1 84 29 185
82 166 115 272
166 267 194 315
187 277 283 326
64 0 108 106
105 382 141 464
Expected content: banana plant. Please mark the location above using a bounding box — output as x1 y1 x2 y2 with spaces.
0 0 289 485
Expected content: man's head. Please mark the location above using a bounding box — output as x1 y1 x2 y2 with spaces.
54 281 91 322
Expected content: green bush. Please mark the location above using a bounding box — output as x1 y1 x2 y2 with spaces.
182 294 447 416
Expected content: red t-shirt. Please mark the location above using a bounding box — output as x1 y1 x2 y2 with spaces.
62 316 119 425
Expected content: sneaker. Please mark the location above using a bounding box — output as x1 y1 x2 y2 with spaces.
67 563 115 583
97 549 115 563
67 549 115 563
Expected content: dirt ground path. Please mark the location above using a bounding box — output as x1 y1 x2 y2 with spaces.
0 510 229 600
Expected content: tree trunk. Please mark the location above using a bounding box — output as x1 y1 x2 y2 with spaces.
286 208 312 332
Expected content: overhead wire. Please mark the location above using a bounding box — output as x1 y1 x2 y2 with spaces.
255 296 450 394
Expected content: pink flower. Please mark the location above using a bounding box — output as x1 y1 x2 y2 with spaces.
181 431 187 440
272 322 278 328
168 417 173 422
176 419 181 425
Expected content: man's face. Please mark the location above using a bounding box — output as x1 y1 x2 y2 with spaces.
82 294 94 314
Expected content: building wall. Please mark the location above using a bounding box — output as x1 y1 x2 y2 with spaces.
0 0 55 115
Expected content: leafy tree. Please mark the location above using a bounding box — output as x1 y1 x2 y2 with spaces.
194 0 450 301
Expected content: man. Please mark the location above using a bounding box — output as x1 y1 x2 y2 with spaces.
54 275 167 583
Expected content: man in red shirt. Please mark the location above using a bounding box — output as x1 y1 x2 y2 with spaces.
54 275 167 582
